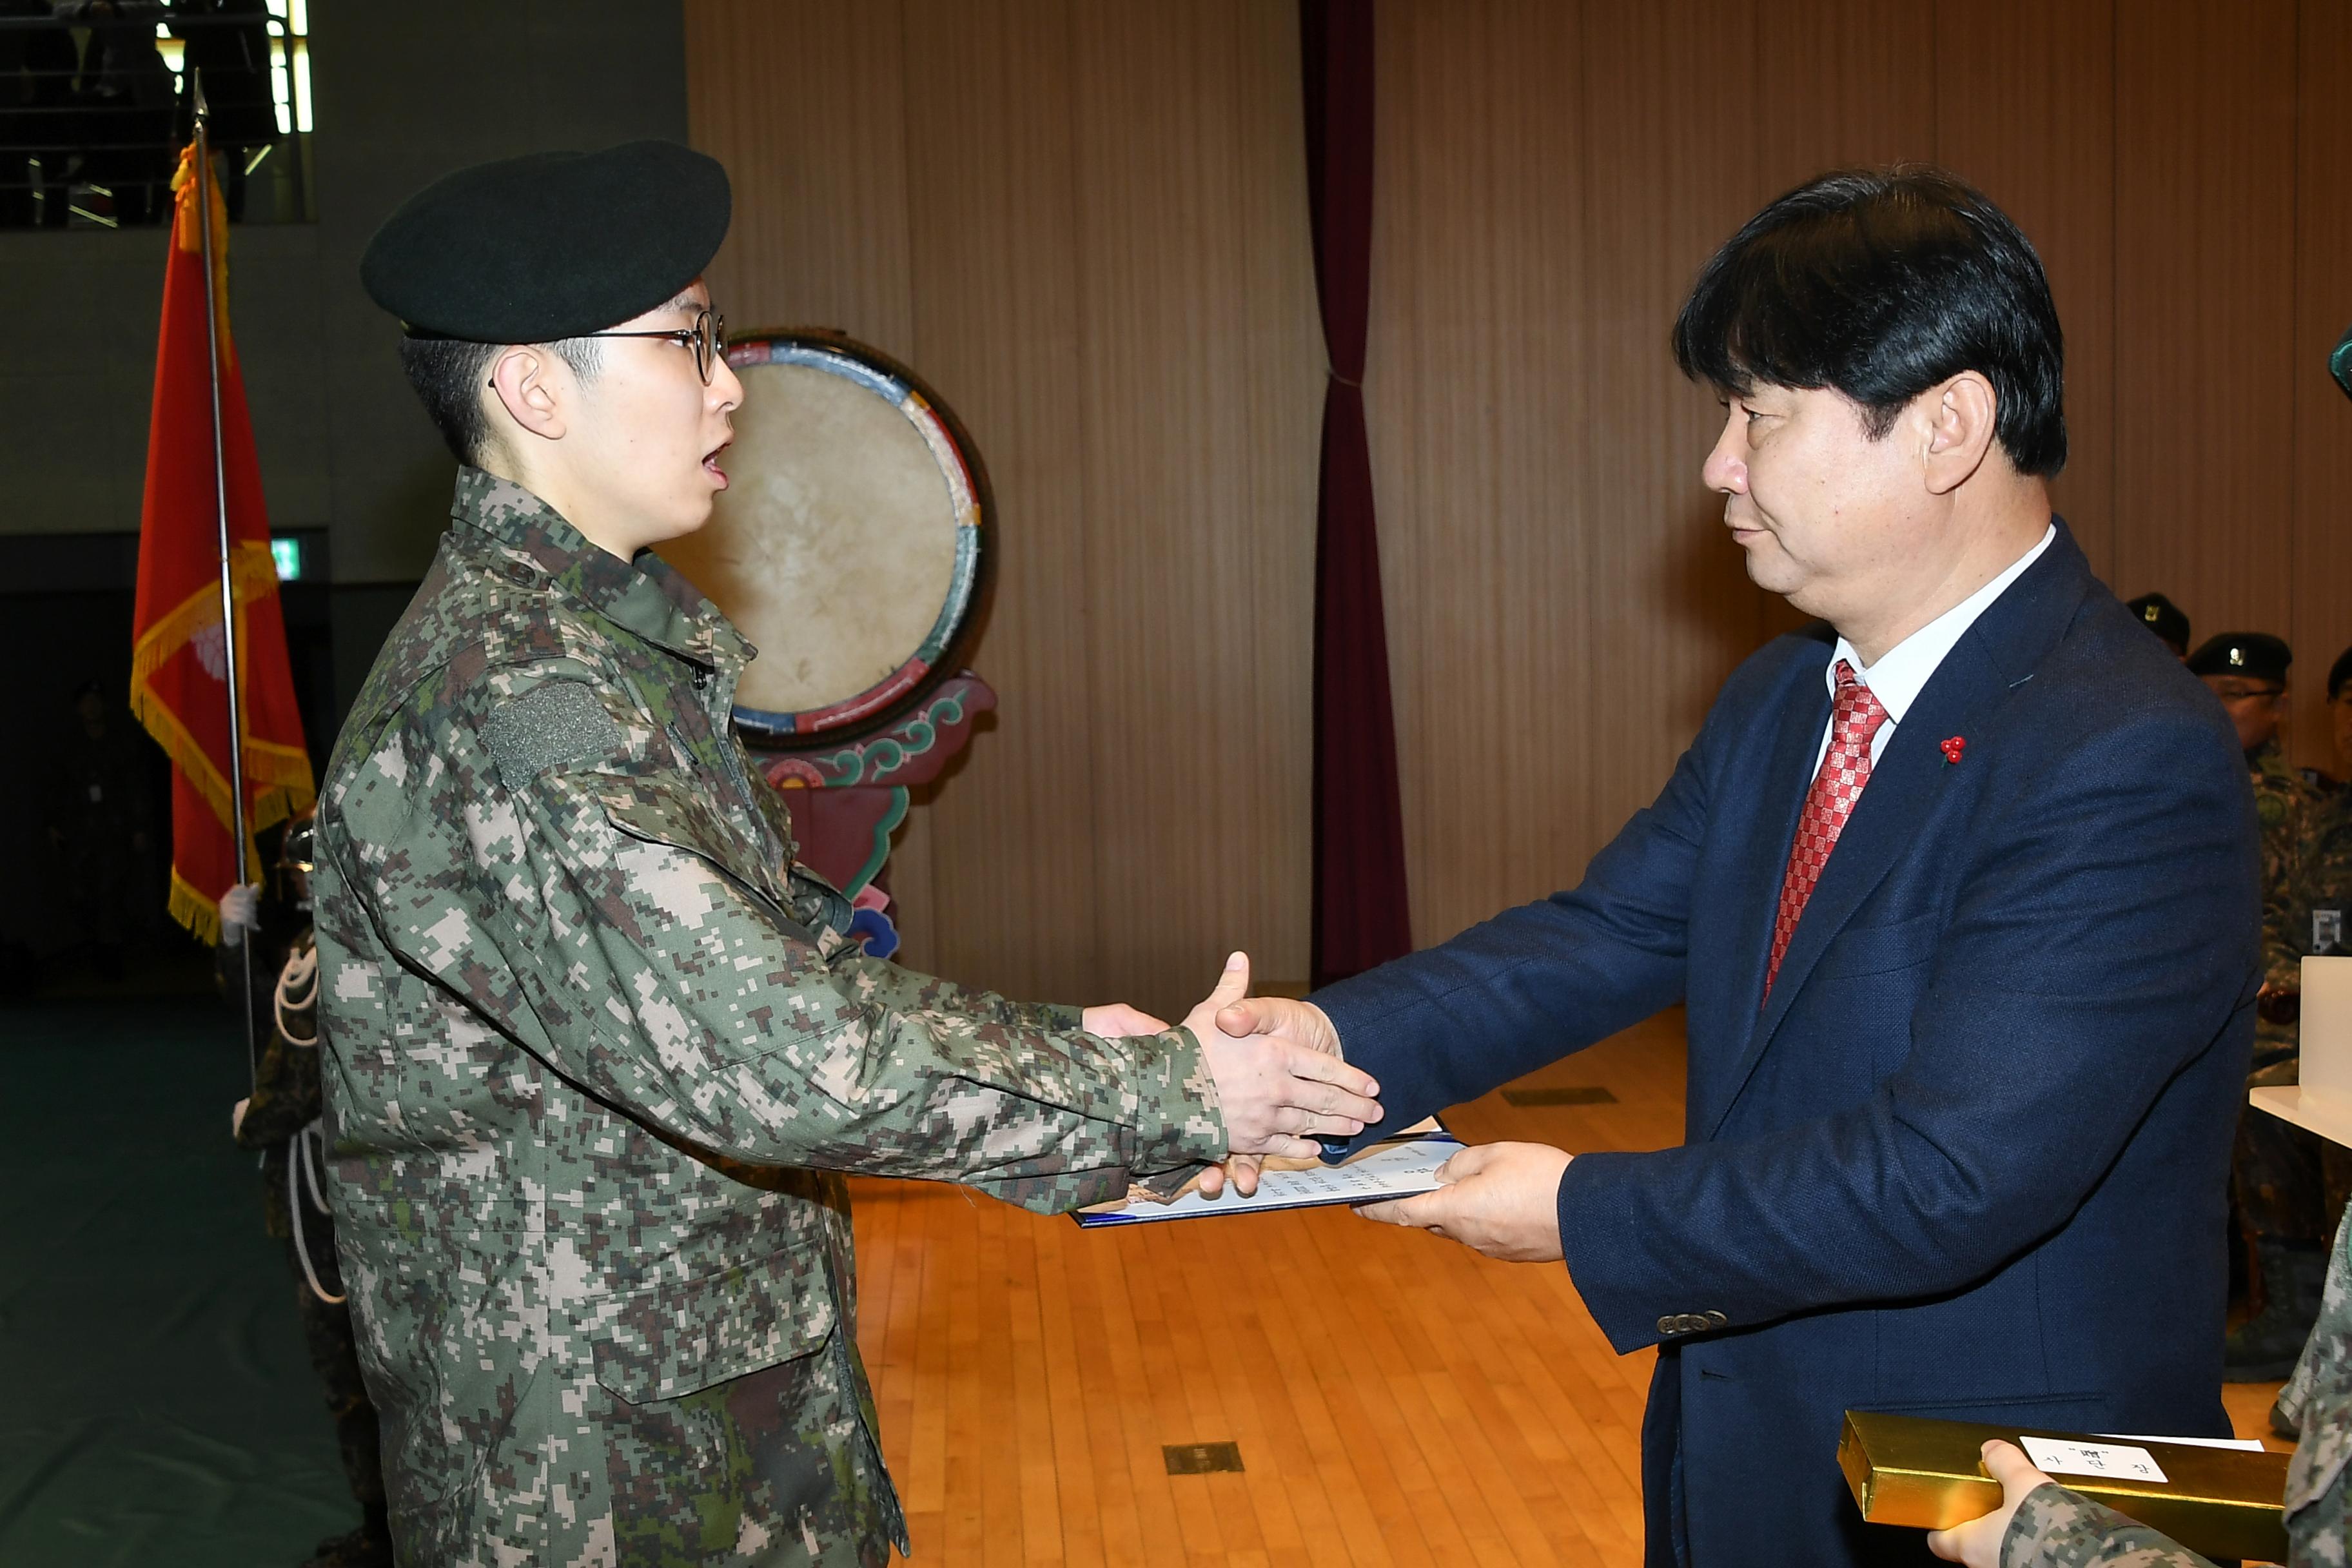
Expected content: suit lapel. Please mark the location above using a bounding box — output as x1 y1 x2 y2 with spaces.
1698 644 1831 1134
1703 522 2095 1141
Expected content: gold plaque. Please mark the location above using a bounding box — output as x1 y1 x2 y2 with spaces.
1838 1409 2291 1564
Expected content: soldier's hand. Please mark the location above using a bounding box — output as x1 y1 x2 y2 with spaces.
219 882 262 945
1199 993 1350 1197
1082 1002 1169 1038
231 1097 250 1139
1925 1441 2057 1567
1186 954 1379 1165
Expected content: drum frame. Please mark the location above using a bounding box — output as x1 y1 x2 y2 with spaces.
717 327 994 747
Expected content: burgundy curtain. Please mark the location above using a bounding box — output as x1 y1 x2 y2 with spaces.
1301 0 1411 986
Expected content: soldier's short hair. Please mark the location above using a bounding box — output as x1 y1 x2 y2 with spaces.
397 335 601 466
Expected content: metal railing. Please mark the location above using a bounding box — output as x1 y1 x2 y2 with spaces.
0 6 311 229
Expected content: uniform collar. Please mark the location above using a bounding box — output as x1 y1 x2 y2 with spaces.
447 466 751 671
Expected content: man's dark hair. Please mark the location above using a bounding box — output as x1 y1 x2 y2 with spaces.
1672 166 2066 478
397 336 601 465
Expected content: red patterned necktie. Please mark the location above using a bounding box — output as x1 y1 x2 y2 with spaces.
1764 659 1890 998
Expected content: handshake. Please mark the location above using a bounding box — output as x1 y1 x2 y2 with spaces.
1081 952 1377 1199
1083 952 1574 1260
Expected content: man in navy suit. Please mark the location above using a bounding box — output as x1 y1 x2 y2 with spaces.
1216 170 2259 1567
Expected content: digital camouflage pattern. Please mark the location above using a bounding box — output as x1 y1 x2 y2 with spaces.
2255 741 2321 1008
2242 784 2352 1242
234 930 391 1547
2268 785 2352 996
1996 1207 2351 1568
312 469 1228 1567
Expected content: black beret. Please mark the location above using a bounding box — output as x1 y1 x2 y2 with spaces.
360 141 729 342
2329 644 2352 701
2187 632 2292 684
2124 592 2190 654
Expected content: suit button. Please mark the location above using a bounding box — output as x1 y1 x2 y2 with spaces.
1656 1315 1681 1335
1703 1311 1727 1329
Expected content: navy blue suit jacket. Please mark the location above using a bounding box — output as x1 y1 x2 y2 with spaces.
1314 524 2259 1567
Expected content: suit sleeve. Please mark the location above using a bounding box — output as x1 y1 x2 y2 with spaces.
335 663 1223 1213
1309 670 1733 1147
1553 703 2260 1349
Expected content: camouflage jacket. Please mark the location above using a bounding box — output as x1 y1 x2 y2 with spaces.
2256 743 2320 926
2267 786 2352 995
1998 1206 2351 1567
312 469 1224 1565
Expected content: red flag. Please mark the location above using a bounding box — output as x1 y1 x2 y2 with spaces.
130 142 311 944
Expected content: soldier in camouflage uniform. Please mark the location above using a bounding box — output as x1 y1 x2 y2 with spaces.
319 141 1381 1567
2190 634 2315 914
2123 591 2190 660
1925 1150 2351 1567
2190 634 2336 1378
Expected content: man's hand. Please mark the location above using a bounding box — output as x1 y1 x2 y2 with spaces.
1926 1440 2055 1567
1355 1141 1573 1262
1082 1003 1168 1038
1188 954 1380 1163
1198 994 1348 1198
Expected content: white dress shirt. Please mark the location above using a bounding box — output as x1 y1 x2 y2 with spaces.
1814 524 2056 772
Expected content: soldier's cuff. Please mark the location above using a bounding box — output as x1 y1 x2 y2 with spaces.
1122 1024 1226 1195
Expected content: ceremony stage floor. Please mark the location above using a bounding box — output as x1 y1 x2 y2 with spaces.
0 997 2291 1567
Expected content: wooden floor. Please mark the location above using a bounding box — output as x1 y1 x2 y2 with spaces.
848 1008 2295 1565
850 1011 1690 1567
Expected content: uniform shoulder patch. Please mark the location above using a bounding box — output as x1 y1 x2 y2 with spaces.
479 681 624 789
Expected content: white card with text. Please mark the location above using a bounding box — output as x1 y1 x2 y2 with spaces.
2018 1436 2168 1485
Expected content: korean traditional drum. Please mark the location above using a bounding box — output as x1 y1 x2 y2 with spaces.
660 328 990 744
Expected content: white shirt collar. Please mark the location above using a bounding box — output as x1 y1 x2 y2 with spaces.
1828 524 2056 723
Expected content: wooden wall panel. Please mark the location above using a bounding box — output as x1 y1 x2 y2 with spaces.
684 2 915 351
1753 0 1938 195
1576 0 1772 856
1934 0 2118 580
896 0 1098 1004
1066 1 1320 1001
2289 0 2352 776
2113 1 2299 640
1368 0 1596 946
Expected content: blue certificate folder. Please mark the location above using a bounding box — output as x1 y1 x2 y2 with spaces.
1072 1122 1462 1228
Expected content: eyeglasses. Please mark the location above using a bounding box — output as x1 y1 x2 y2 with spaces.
580 308 729 384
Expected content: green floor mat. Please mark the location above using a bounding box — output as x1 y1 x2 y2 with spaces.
1 998 358 1567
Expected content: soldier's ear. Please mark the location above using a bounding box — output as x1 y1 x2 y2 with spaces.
485 346 567 446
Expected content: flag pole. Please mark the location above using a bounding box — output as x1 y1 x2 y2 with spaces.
191 70 258 1088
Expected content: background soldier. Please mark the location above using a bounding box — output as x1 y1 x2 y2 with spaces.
2190 632 2330 1379
318 141 1381 1567
2125 591 2190 658
226 811 389 1568
2190 632 2313 898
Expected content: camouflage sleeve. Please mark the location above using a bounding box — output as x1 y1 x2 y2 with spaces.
344 663 1224 1211
2266 864 2307 994
1999 1484 2217 1568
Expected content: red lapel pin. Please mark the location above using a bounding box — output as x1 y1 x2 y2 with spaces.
1940 736 1966 765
